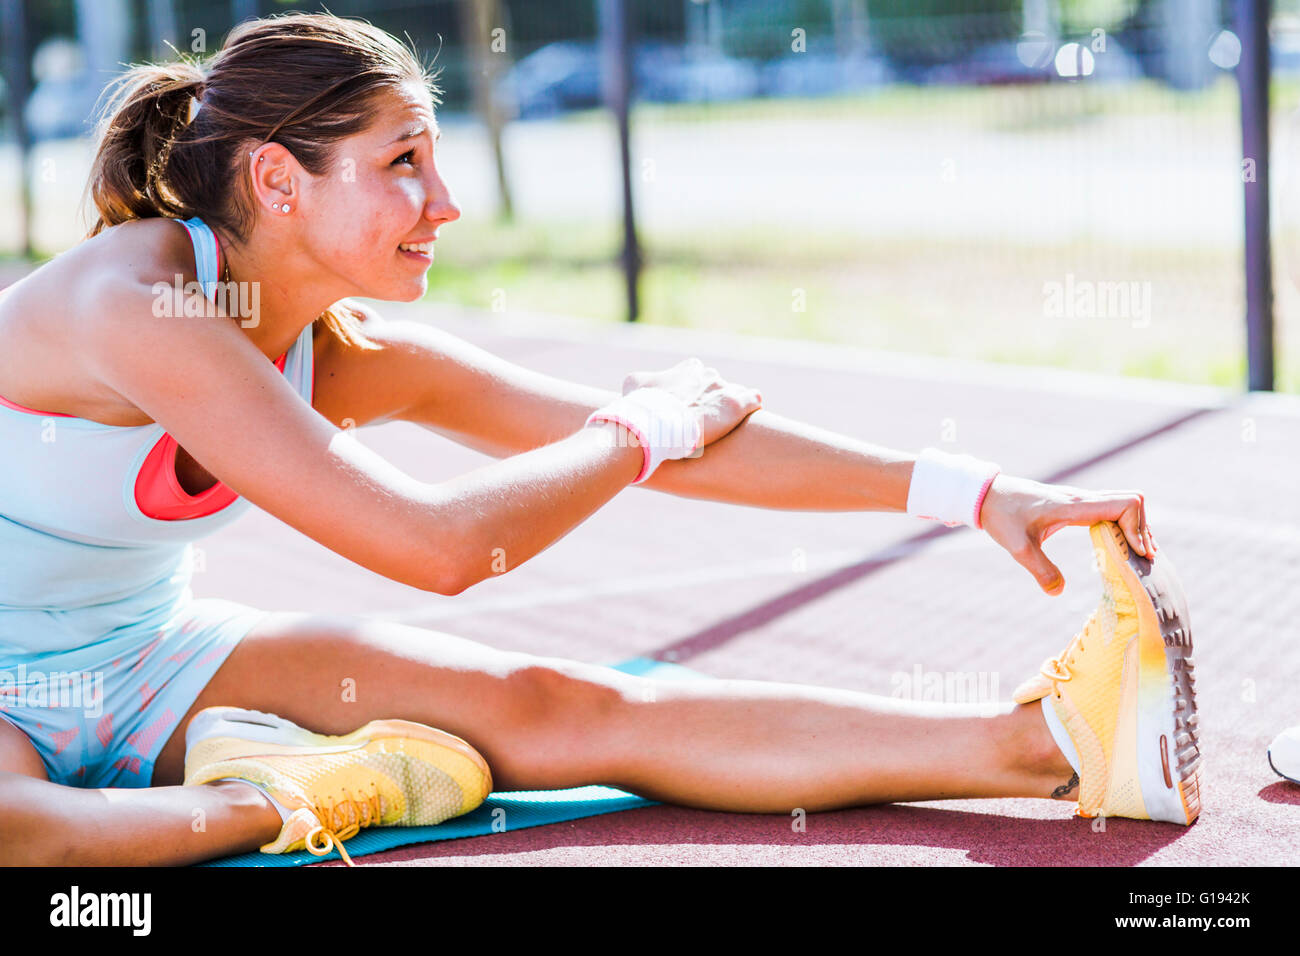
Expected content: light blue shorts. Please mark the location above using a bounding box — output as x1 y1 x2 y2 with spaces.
0 597 270 788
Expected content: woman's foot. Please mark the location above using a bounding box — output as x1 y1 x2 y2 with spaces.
184 707 493 865
1013 521 1201 825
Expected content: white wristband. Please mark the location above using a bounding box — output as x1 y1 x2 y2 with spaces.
585 387 703 484
905 447 1001 530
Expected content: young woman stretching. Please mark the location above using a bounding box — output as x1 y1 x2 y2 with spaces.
0 13 1199 866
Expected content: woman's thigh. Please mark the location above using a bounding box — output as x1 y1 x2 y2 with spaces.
151 611 637 789
0 716 48 781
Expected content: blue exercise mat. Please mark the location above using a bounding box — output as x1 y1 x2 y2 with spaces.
199 658 707 867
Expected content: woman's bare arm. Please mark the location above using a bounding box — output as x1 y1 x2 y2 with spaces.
346 316 1154 593
80 279 644 595
334 314 914 512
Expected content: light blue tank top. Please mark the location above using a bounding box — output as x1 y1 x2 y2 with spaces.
0 217 314 658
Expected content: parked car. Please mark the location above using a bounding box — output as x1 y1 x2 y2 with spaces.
917 35 1143 86
494 41 603 118
495 40 763 118
759 52 893 98
637 45 763 103
922 39 1054 85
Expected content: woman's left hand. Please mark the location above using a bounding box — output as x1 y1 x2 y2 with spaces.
977 474 1157 596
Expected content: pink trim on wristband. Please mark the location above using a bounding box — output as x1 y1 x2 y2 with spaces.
589 413 651 483
972 470 999 530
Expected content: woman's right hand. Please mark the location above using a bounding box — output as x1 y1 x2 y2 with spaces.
622 357 763 449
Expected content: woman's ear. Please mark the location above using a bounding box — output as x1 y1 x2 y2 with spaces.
246 142 301 216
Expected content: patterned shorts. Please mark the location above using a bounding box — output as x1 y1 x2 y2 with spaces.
0 597 270 788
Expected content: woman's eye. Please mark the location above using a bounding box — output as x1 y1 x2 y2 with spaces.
393 149 416 166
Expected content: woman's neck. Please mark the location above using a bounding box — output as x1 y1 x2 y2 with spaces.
215 227 347 361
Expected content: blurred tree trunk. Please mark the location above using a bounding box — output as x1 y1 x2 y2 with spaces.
145 0 178 59
1022 0 1061 44
1153 0 1216 90
832 0 870 59
459 0 514 222
76 0 130 91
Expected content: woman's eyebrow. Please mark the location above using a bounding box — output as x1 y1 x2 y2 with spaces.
385 122 441 146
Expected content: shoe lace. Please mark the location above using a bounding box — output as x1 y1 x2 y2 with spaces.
302 787 386 868
1039 610 1100 698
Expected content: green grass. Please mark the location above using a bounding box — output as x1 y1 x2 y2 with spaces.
425 215 1299 393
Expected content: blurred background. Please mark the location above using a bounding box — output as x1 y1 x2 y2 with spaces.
1 0 1296 392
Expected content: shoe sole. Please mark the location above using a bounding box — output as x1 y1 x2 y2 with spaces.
1096 521 1201 824
1267 750 1300 786
185 708 493 804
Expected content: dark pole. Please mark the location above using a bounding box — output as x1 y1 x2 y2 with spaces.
1236 0 1274 391
598 0 640 322
2 0 33 258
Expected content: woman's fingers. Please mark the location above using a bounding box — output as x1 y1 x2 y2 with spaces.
1017 537 1066 595
1040 492 1150 556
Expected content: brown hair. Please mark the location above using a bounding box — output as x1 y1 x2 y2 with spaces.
83 12 442 349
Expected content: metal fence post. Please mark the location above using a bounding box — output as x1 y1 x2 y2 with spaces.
1 0 32 257
598 0 640 322
1236 0 1274 391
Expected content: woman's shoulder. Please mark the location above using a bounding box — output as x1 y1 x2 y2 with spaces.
74 218 199 296
0 219 205 424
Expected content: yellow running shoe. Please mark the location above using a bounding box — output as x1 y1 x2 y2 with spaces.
1012 521 1200 825
184 707 493 865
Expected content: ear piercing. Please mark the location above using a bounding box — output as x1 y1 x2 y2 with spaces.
248 152 287 212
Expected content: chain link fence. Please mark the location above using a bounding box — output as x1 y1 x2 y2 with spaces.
1 1 1289 390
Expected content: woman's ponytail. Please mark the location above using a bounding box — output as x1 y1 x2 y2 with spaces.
84 60 206 236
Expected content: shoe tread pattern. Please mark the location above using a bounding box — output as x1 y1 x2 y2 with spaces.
1106 522 1201 820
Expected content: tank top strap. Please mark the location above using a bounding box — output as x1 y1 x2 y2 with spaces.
177 217 222 300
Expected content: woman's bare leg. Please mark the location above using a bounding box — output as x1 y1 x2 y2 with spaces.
0 720 279 865
4 613 1076 865
151 613 1076 812
603 682 1075 812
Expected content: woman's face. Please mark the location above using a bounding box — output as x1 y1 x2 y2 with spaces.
294 79 458 302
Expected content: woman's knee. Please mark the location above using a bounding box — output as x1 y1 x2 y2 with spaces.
486 656 636 784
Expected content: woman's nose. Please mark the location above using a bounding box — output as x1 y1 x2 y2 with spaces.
426 173 460 224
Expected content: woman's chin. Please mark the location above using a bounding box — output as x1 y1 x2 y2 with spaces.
368 277 429 303
399 279 429 302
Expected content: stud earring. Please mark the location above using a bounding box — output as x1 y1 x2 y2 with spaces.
271 202 280 210
281 204 291 213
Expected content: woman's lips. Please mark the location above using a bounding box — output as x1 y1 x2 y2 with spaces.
399 244 434 263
